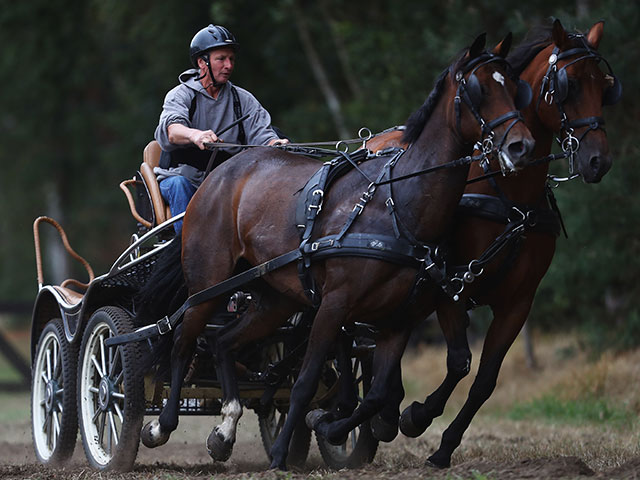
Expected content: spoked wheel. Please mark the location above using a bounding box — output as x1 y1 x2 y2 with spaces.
77 307 144 471
31 319 78 464
316 350 378 469
257 340 311 468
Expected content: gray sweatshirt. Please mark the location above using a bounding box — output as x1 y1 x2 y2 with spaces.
154 69 280 154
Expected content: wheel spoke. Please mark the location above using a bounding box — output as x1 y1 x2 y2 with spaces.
45 349 52 382
108 411 119 446
113 402 124 423
92 405 102 424
99 333 107 378
113 370 124 388
53 341 61 380
91 355 104 378
99 411 106 447
53 411 61 439
109 346 121 378
40 371 48 384
42 410 51 435
275 412 286 437
112 392 125 400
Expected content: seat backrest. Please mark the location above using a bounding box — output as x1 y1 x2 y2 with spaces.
141 141 171 225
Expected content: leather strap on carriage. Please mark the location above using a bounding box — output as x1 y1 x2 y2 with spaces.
105 248 304 347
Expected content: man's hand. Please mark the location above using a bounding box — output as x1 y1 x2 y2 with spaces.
268 138 290 146
190 129 221 149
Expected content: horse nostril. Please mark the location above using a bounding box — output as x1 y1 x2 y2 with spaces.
506 138 535 161
590 155 601 173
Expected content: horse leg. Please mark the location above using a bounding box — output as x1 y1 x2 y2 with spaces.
426 299 532 468
207 289 299 462
269 304 343 470
141 303 215 447
331 331 359 420
205 341 242 462
370 358 404 442
400 299 471 438
308 327 410 445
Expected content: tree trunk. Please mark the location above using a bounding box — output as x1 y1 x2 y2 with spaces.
291 0 350 139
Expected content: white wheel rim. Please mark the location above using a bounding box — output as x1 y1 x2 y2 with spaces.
79 321 126 466
32 329 63 460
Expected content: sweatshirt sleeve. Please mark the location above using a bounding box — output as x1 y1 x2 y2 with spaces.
154 85 195 151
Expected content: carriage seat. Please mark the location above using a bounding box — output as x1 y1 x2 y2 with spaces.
141 141 172 225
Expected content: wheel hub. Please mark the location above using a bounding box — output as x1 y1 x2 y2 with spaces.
98 377 112 411
44 380 58 413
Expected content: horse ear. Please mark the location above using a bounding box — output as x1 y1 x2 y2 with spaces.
586 21 604 49
469 33 487 59
551 18 570 50
493 32 513 58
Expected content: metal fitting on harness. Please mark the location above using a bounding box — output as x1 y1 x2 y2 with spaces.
156 316 172 335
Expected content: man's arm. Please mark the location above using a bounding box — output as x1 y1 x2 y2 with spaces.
167 123 221 150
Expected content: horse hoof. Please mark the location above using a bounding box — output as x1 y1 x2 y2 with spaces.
305 409 331 430
206 428 233 462
426 452 450 469
370 413 398 442
141 419 170 448
399 404 427 438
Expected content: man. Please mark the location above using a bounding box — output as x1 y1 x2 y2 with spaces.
154 24 287 232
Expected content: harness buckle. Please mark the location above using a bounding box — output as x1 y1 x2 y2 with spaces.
156 316 172 335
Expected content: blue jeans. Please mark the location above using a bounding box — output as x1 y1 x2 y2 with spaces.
159 176 197 233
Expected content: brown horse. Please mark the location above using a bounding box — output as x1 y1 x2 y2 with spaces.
368 19 619 468
138 33 535 469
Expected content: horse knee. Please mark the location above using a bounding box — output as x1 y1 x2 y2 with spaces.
447 348 471 379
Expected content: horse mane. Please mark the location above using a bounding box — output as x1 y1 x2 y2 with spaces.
507 22 592 75
402 67 449 145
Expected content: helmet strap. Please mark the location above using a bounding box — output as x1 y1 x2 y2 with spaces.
198 55 224 89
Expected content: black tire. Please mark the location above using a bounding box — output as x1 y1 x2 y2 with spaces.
31 319 78 465
77 307 145 471
257 340 311 468
316 352 379 469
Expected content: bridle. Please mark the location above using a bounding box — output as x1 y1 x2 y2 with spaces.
454 52 532 172
537 34 622 178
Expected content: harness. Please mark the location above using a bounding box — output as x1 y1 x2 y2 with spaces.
105 51 530 347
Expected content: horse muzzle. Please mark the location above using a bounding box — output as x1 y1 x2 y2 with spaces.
498 135 535 173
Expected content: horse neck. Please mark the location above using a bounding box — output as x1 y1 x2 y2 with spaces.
394 104 471 242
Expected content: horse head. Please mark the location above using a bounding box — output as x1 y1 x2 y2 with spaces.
449 33 535 173
527 19 619 183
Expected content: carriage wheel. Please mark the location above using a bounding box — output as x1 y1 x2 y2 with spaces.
77 307 145 471
316 350 378 469
257 340 312 468
31 319 78 464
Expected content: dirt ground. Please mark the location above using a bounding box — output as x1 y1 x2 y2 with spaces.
2 333 640 479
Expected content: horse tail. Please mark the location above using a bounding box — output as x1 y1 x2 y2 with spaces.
134 233 187 326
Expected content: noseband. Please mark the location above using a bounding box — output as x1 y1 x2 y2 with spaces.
537 34 621 176
454 53 530 163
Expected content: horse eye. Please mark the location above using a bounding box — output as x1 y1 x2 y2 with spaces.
567 78 581 99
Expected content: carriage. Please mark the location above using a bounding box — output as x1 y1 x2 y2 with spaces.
29 20 618 474
30 139 380 471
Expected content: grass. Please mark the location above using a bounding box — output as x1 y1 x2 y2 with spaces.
508 393 636 428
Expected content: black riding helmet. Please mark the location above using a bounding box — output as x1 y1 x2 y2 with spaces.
189 24 238 67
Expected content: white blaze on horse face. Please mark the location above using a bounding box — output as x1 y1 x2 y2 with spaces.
492 71 505 86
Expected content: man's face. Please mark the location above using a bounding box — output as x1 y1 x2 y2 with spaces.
200 47 235 85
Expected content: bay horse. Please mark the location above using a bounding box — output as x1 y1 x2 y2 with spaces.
366 19 619 468
138 33 535 469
